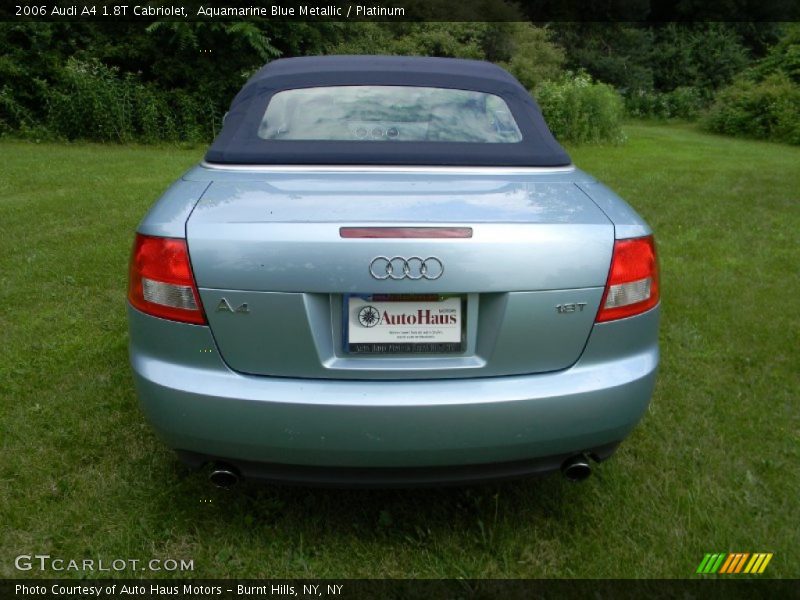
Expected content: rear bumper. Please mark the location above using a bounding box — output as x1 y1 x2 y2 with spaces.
176 442 621 487
128 304 658 476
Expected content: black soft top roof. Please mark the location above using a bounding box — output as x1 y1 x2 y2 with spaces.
205 55 571 167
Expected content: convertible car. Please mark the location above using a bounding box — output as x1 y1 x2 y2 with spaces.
127 56 659 486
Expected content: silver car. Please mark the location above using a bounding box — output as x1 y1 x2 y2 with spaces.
127 56 659 486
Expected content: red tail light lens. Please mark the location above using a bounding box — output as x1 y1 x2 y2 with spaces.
596 235 659 322
128 234 206 325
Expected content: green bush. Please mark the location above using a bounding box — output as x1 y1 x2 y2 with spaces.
45 58 218 143
625 86 705 120
499 23 565 89
0 85 28 134
47 58 129 141
534 72 626 144
753 23 800 84
703 73 800 145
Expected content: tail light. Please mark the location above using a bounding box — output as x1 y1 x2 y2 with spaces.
128 233 206 325
596 235 659 322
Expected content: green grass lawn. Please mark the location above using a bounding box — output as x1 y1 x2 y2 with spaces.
1 124 797 579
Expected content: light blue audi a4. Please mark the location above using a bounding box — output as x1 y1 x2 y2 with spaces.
127 56 659 487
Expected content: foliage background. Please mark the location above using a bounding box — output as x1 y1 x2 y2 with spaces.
0 16 798 144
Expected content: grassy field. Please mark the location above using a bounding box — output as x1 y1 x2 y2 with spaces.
1 124 797 579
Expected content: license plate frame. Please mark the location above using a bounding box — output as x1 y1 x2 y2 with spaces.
344 294 466 355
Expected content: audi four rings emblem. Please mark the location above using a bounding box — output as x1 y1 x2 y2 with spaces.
369 256 444 280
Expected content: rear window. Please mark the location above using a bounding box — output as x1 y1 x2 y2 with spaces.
258 86 523 143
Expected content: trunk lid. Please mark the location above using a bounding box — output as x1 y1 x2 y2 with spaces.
186 169 613 379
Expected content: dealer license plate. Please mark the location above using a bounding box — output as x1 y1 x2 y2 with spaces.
346 294 464 354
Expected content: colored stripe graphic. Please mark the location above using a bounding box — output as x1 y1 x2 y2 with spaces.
710 553 726 573
719 554 736 574
728 553 749 573
697 552 773 574
696 553 725 574
758 554 773 574
744 554 761 573
696 554 714 574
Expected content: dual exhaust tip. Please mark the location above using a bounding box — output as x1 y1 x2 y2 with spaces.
208 455 593 487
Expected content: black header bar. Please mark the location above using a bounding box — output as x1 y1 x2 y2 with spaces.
1 0 798 22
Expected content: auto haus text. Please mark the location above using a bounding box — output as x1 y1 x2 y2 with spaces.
15 584 221 597
380 307 458 326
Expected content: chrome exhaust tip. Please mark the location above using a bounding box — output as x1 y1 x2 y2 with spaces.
561 454 591 482
209 464 240 488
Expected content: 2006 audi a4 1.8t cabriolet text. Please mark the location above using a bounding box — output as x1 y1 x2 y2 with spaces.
127 56 659 487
